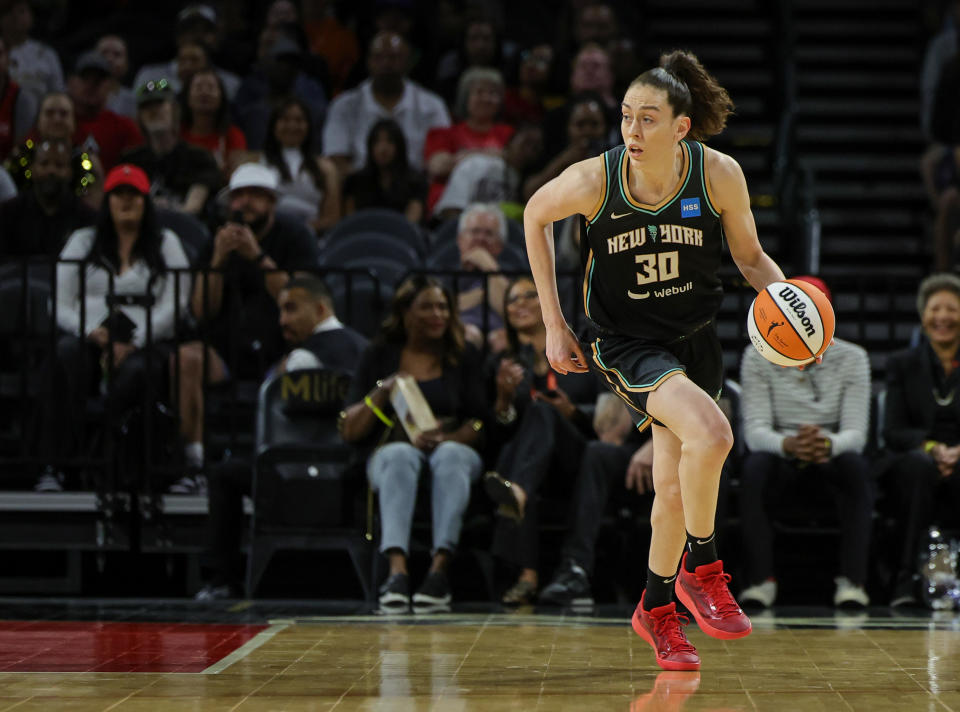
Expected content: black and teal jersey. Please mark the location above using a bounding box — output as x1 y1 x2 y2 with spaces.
578 140 724 342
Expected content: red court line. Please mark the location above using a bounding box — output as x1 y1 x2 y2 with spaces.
0 620 269 673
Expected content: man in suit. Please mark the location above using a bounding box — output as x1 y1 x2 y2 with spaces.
195 275 368 600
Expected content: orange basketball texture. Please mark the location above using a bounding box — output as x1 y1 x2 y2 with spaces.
747 279 836 367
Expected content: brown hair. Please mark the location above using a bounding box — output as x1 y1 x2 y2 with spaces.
628 49 734 141
379 275 466 366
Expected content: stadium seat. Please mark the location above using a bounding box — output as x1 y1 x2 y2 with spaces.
245 368 373 600
325 208 428 257
325 273 393 339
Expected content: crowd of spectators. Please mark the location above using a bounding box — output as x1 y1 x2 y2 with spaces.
0 0 958 613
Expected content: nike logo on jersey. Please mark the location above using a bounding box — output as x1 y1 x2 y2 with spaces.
610 211 632 219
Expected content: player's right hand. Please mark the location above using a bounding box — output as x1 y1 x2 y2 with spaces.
545 323 588 374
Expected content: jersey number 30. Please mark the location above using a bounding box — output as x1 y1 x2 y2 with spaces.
628 251 679 300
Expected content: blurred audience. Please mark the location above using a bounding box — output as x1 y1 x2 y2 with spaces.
302 0 360 95
180 68 248 177
538 397 653 606
38 164 190 491
0 138 96 258
435 15 505 106
0 35 36 161
542 45 618 157
483 275 601 605
523 91 610 201
433 122 543 223
235 29 328 151
883 273 960 607
173 39 212 92
68 51 142 171
133 4 241 100
172 163 320 492
342 118 426 224
340 275 487 611
260 96 340 234
323 31 450 178
739 277 872 609
95 35 135 119
424 67 513 217
5 91 102 209
0 0 63 105
122 79 220 218
502 43 553 126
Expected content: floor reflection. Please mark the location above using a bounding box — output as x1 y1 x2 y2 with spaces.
631 671 701 711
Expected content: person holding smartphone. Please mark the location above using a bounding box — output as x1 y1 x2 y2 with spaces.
483 275 603 606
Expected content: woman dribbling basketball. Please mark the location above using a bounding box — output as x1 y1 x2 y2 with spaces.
523 50 805 670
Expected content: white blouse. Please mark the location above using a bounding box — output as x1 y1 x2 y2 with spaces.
56 227 191 347
263 150 325 226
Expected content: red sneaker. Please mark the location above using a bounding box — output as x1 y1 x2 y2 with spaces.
674 552 752 640
631 592 700 671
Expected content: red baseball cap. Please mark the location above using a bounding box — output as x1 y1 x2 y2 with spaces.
793 275 832 303
103 164 150 195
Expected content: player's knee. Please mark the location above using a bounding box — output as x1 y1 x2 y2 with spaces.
687 417 733 459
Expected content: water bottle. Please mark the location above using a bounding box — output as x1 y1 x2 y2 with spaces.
921 527 959 611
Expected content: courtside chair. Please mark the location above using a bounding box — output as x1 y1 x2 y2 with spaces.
246 368 374 601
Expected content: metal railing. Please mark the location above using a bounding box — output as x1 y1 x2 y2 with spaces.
0 259 924 493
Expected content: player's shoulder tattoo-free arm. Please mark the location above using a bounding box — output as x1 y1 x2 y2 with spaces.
525 155 606 224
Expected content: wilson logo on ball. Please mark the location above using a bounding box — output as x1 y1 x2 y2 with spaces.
747 279 835 368
777 286 817 337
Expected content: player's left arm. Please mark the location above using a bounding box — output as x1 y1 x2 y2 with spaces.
706 148 784 292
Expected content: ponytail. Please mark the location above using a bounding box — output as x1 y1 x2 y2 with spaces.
628 49 734 141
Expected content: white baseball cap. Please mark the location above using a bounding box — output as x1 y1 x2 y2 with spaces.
227 163 279 196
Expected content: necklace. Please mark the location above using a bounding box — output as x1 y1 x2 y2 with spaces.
933 386 955 407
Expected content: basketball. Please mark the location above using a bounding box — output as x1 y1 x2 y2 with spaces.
747 278 835 367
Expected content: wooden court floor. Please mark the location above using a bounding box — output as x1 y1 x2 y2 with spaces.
1 610 959 711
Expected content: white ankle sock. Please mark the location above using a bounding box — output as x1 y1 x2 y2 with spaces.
184 442 204 467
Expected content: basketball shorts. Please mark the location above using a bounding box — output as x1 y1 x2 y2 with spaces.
587 320 723 431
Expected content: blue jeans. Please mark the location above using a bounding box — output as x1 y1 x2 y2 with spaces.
367 441 483 556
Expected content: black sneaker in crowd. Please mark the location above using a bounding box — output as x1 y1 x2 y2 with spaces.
539 560 594 606
379 572 411 610
413 570 452 609
890 572 920 608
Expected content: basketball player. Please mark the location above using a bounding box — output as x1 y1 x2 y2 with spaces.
522 50 788 670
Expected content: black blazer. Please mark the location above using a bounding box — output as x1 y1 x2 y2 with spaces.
883 343 960 450
299 326 369 377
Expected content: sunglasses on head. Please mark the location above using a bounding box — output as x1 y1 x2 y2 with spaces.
136 78 171 96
